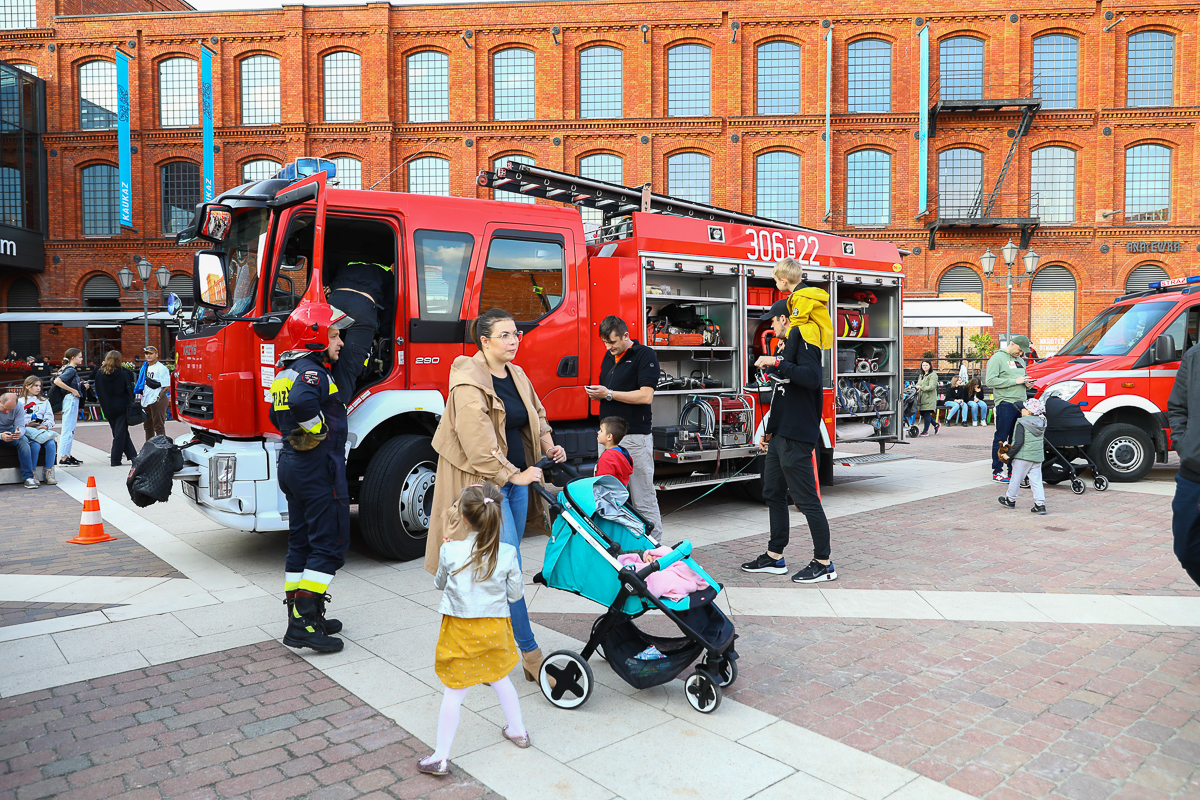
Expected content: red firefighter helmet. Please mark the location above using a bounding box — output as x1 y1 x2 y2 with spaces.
285 302 353 351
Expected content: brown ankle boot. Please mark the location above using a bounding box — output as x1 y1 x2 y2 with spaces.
520 647 544 683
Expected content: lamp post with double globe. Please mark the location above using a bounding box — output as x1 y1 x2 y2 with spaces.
118 257 171 348
980 239 1041 347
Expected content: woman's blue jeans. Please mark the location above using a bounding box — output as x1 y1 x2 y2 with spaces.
967 400 988 422
500 482 537 653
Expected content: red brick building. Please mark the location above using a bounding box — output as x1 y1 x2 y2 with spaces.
0 0 1196 364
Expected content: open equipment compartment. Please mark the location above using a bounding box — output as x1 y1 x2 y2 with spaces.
831 270 904 450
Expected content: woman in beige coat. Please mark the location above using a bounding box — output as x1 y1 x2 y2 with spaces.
426 308 567 681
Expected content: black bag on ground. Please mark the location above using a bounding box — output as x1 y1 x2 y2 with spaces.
126 434 183 507
126 401 147 426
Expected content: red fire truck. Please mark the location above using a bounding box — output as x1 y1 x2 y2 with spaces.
171 158 909 560
1029 274 1200 482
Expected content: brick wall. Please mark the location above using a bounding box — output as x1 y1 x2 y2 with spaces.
0 0 1197 362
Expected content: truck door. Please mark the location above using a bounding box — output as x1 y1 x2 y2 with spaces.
407 228 476 392
470 224 584 418
1151 304 1200 418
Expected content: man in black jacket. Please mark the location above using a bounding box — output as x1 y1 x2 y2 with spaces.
1166 344 1200 587
740 299 835 583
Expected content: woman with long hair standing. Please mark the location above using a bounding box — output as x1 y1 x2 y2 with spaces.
425 308 568 683
53 348 86 466
95 350 139 466
916 360 941 436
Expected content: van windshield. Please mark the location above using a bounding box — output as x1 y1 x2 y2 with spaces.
1056 301 1174 357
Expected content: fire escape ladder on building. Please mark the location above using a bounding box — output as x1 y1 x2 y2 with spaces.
478 161 826 238
925 70 1042 252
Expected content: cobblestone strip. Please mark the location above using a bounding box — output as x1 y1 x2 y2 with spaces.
0 602 114 629
0 640 502 800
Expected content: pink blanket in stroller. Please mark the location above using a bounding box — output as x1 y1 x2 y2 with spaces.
616 547 709 601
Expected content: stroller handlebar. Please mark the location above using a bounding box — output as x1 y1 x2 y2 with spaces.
533 456 584 485
633 540 693 580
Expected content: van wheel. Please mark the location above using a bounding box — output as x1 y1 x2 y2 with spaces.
1092 423 1154 483
359 434 436 560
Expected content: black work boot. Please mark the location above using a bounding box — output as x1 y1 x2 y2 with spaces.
286 589 342 634
283 590 344 652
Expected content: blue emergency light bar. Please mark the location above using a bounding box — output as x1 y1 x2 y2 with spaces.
273 157 337 183
1149 275 1200 290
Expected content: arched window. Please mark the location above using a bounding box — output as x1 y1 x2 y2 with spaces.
939 36 984 101
5 277 39 358
1031 265 1077 357
331 157 362 190
407 51 449 123
580 46 622 119
241 55 280 126
82 274 121 307
1125 144 1171 223
667 152 711 204
1032 34 1078 109
757 41 800 115
81 164 119 237
159 57 198 127
242 159 281 183
1126 264 1169 294
79 60 117 130
667 44 711 117
0 0 35 29
1030 147 1075 224
13 63 36 77
755 151 800 225
407 156 450 196
936 266 985 357
847 39 891 113
1128 31 1174 107
938 266 984 294
847 150 891 226
938 148 983 218
493 154 535 203
493 48 535 120
579 153 623 231
161 162 202 236
323 52 361 122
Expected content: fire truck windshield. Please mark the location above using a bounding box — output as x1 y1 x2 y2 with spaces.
1056 301 1174 357
214 208 270 317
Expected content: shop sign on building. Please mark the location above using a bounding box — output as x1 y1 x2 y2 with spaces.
0 223 45 272
1126 241 1182 254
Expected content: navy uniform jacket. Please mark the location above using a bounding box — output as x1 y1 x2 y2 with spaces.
269 353 349 498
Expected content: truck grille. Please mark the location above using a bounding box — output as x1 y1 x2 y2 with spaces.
177 382 215 420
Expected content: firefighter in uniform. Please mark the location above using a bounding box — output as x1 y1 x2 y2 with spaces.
269 303 354 653
325 260 392 403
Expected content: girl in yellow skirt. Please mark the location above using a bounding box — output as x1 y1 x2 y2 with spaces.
419 482 530 776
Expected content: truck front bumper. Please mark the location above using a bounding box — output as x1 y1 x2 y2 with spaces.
175 436 289 532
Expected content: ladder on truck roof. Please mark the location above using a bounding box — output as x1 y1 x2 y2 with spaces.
478 161 825 236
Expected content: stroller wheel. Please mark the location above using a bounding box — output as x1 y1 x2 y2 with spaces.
685 670 722 714
1071 478 1086 495
907 425 920 438
539 650 594 710
1094 475 1110 492
715 657 738 688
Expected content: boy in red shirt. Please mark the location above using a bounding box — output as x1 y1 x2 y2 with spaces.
595 416 633 486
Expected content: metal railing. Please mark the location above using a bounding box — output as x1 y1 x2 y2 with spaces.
930 70 1042 105
929 190 1040 222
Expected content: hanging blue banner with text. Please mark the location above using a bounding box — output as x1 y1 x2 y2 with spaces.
200 45 215 202
115 48 133 228
918 26 929 215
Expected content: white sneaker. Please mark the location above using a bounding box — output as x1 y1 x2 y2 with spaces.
973 421 979 427
44 468 56 485
23 478 38 489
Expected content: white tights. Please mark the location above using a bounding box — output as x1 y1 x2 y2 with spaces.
424 676 526 762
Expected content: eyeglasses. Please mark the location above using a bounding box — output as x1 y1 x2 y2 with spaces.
486 331 523 344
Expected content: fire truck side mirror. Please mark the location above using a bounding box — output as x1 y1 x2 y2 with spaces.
194 251 230 311
1154 334 1177 364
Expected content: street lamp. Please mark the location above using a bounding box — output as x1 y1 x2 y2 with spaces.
980 238 1040 346
118 256 168 348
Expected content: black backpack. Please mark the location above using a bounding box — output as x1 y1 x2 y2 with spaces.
47 377 65 413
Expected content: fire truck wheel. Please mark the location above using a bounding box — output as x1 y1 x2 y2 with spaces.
359 434 437 561
1092 423 1154 483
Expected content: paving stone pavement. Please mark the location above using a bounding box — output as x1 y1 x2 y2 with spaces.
0 601 113 628
531 612 1200 800
0 640 501 800
694 483 1200 595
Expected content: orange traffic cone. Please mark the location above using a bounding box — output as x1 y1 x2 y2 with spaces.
67 476 116 545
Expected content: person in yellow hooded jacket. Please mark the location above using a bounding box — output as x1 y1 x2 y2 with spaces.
740 258 838 584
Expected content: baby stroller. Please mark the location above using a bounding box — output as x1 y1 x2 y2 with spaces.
902 384 921 438
1039 395 1109 494
531 461 738 714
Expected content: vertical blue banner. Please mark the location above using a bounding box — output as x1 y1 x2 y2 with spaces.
115 49 133 228
824 27 832 221
918 26 929 215
200 46 215 201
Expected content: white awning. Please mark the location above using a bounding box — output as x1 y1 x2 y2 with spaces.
902 298 993 328
0 311 174 326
